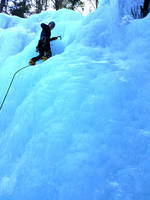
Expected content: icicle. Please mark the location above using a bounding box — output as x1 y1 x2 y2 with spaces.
118 0 144 18
100 0 145 18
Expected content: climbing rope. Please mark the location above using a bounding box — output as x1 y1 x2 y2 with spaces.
0 65 30 112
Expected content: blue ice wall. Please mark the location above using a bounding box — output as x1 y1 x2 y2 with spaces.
0 4 150 200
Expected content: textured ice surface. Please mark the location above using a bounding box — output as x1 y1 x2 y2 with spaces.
0 4 150 200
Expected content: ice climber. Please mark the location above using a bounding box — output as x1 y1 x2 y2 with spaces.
29 21 61 65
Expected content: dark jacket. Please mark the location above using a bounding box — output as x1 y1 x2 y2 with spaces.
37 23 58 50
40 23 51 41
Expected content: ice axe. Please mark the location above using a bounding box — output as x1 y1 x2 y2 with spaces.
58 35 62 40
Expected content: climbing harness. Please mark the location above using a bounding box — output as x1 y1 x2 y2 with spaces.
0 65 30 112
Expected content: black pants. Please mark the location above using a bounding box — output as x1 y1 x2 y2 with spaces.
32 43 52 62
